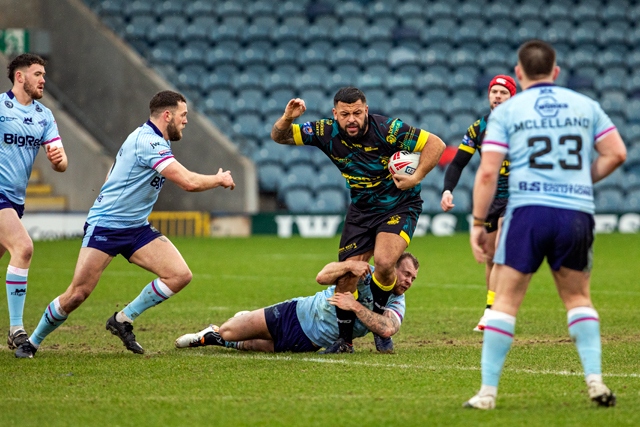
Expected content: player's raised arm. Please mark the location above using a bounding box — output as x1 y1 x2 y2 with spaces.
161 162 235 192
316 260 372 285
270 98 307 145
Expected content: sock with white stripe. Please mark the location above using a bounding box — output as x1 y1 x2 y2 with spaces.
122 278 175 322
30 297 69 347
481 310 516 389
567 307 602 381
6 265 28 327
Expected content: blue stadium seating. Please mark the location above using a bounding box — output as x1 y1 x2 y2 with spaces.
85 0 640 213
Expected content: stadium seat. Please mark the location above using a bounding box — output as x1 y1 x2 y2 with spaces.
257 163 286 193
420 187 442 212
299 42 333 66
541 21 573 45
513 19 544 45
447 47 477 68
238 43 272 68
454 1 483 19
426 2 455 21
244 16 277 44
272 41 301 64
388 47 419 70
421 164 445 192
483 3 511 21
361 25 393 45
364 88 388 114
449 189 472 213
312 188 348 213
232 113 267 140
185 1 215 19
594 188 625 213
569 27 598 46
395 2 425 21
452 20 484 46
247 0 277 16
280 146 316 170
275 0 307 18
358 44 392 68
124 15 156 42
217 0 245 17
272 16 308 42
230 89 264 115
481 22 515 45
176 65 207 91
147 41 179 65
282 185 315 212
123 0 153 19
627 188 640 212
542 3 570 22
420 19 456 44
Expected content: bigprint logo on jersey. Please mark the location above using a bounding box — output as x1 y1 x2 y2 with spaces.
534 95 568 118
3 134 42 148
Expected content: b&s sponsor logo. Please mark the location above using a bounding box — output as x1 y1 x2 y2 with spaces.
0 116 16 122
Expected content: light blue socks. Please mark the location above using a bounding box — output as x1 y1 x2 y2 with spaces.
481 310 516 388
122 278 174 321
30 297 68 347
568 307 602 380
6 266 28 327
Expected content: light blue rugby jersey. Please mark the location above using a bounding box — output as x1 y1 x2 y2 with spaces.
0 90 61 204
86 121 176 228
483 83 616 214
295 267 406 348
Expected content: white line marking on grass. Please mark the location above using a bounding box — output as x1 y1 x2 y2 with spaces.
206 352 640 378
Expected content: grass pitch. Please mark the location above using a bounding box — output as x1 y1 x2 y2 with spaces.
1 233 638 426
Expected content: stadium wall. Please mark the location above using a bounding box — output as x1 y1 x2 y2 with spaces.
1 0 258 215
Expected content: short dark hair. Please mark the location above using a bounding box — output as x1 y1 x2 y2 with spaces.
7 53 46 84
149 90 187 116
517 40 556 80
397 252 419 270
333 86 367 106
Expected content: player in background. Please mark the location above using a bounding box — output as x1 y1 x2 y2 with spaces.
175 253 419 353
271 87 444 353
15 91 235 358
1 54 68 350
441 75 516 332
465 40 626 409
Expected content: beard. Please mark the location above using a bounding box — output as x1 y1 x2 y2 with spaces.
337 115 368 143
24 80 43 100
167 120 182 141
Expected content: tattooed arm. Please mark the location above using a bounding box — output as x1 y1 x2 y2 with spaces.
270 98 307 145
327 292 401 339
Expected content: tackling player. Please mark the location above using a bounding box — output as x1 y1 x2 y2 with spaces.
175 253 419 353
465 40 626 409
15 91 235 358
1 53 67 350
441 75 516 332
271 87 444 353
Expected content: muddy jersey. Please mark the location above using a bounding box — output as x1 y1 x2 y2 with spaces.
459 114 509 199
292 114 430 212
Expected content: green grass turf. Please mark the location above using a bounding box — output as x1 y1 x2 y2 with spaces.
1 233 638 426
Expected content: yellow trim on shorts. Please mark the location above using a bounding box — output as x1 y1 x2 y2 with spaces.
399 230 411 246
372 273 396 292
414 130 430 152
458 144 476 154
292 124 304 146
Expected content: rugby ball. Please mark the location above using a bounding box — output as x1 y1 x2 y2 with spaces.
388 151 420 176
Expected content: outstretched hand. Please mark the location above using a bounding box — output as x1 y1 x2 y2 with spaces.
283 98 306 120
327 291 359 312
216 168 235 190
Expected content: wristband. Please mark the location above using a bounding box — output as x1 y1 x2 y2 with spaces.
472 216 486 227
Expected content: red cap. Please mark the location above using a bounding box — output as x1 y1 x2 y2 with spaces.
488 75 516 97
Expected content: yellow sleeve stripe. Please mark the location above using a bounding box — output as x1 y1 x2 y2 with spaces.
414 130 430 152
458 144 476 154
399 230 411 246
292 124 304 146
